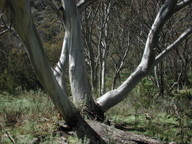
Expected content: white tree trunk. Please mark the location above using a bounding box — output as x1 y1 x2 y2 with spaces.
101 59 106 94
61 0 95 109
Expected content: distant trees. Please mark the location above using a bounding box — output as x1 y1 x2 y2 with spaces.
0 0 191 143
0 48 39 92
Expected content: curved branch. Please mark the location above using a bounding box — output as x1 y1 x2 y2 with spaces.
139 0 177 72
96 0 190 112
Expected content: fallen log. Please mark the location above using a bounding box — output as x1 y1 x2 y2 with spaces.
87 120 161 144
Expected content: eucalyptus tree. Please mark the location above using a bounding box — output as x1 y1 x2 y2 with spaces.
0 0 191 143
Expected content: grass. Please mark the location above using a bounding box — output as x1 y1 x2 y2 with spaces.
106 89 192 143
0 88 192 143
0 90 61 144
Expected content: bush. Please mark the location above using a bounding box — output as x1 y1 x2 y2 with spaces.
0 48 40 93
0 43 62 93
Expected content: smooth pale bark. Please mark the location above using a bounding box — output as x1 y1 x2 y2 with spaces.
53 35 68 92
61 0 95 110
154 65 160 87
43 0 69 91
0 1 106 143
49 0 99 92
101 59 106 94
46 0 98 109
97 0 192 112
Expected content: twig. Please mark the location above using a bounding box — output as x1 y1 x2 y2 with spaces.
5 131 16 144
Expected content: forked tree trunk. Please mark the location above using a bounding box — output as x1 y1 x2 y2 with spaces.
1 0 192 143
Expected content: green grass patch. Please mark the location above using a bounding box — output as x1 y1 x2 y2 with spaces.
0 90 60 144
0 88 192 143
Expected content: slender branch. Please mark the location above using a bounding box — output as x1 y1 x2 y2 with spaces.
5 131 16 144
77 0 97 13
154 27 192 66
53 38 68 75
0 29 8 35
175 0 192 12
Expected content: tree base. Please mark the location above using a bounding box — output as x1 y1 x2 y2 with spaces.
81 103 105 122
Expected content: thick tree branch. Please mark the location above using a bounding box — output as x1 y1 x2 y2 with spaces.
96 0 186 112
138 0 177 73
87 120 161 144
